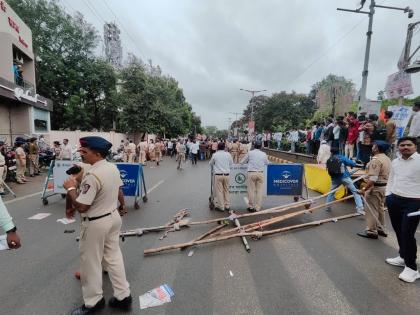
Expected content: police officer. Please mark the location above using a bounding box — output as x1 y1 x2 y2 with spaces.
64 136 131 315
127 140 136 163
28 137 40 176
210 142 233 211
240 141 269 212
14 138 27 184
230 139 240 163
357 140 391 239
137 138 148 165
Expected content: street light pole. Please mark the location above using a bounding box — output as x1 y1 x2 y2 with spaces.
239 88 267 123
337 0 414 111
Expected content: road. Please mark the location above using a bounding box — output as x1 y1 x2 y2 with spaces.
1 157 420 315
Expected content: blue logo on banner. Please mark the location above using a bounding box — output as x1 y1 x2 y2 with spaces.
267 164 303 195
116 163 141 196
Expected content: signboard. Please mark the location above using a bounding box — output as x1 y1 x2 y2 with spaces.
115 163 141 197
388 105 413 139
266 164 303 196
53 160 75 194
248 120 255 134
385 71 413 99
229 164 248 194
358 99 381 116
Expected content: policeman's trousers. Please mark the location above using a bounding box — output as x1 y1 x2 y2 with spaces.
16 159 26 183
365 187 385 233
214 175 230 210
139 151 146 164
79 210 130 307
247 172 264 211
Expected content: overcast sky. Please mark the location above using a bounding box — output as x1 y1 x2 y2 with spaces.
60 0 420 129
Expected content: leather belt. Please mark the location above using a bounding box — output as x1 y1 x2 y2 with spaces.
82 211 114 222
374 183 387 187
215 173 229 176
248 171 263 173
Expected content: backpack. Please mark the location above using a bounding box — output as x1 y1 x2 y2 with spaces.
326 155 344 178
372 127 387 141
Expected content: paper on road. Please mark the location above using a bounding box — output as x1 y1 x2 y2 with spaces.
139 284 174 310
0 234 9 250
28 213 51 220
57 218 76 224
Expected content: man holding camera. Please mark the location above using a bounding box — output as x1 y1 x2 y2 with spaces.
64 136 131 314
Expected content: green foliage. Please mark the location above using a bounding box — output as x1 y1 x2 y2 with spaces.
254 92 316 132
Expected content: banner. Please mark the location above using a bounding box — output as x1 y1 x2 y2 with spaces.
358 99 381 116
53 160 75 193
115 163 141 196
266 164 303 196
385 71 413 99
388 105 413 139
229 165 248 194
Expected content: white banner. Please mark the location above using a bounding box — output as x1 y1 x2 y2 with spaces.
388 105 413 139
52 160 74 194
227 164 267 195
385 71 413 99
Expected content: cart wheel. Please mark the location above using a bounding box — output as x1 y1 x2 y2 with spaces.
134 202 140 210
142 196 148 202
293 196 299 202
61 194 66 199
42 198 48 205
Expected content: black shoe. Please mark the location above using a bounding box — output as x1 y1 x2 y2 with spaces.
109 295 132 310
214 207 225 212
357 231 378 239
30 174 35 177
71 298 105 315
378 230 388 237
0 192 5 196
247 207 256 212
225 207 230 211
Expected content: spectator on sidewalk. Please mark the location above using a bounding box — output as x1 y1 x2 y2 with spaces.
385 136 420 283
59 139 72 160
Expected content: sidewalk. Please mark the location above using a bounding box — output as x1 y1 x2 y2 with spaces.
2 171 48 202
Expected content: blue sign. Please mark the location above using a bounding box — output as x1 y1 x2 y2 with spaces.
266 164 303 195
116 163 141 196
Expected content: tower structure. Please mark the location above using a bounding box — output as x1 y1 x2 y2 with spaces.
104 22 122 68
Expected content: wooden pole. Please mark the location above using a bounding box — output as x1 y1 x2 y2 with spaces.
188 175 364 227
212 195 354 237
144 212 360 255
180 223 227 250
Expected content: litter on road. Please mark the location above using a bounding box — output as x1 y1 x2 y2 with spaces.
139 284 174 310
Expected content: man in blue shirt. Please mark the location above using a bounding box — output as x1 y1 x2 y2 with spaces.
326 147 364 214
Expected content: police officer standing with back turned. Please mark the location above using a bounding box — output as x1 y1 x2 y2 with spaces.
357 140 391 239
64 136 132 315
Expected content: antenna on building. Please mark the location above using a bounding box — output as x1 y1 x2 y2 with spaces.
103 22 123 68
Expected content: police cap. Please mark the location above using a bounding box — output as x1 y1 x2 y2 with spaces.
373 140 390 152
79 136 112 153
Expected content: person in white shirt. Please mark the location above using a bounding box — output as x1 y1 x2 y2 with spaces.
240 141 269 212
209 142 233 211
59 139 72 160
317 140 331 164
385 137 420 283
274 132 283 150
408 102 420 153
191 140 199 165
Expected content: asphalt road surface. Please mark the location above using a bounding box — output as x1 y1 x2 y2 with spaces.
1 157 420 315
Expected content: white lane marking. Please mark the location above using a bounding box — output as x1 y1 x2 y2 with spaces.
4 191 44 205
148 180 165 193
28 213 51 220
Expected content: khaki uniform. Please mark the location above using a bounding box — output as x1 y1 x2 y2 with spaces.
0 151 5 193
230 142 240 163
148 143 156 161
15 147 26 183
137 141 148 165
28 142 39 175
364 153 391 234
248 172 264 211
76 159 130 307
127 143 136 163
154 143 162 162
238 143 248 162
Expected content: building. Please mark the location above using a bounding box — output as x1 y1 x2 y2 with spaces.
0 0 52 145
